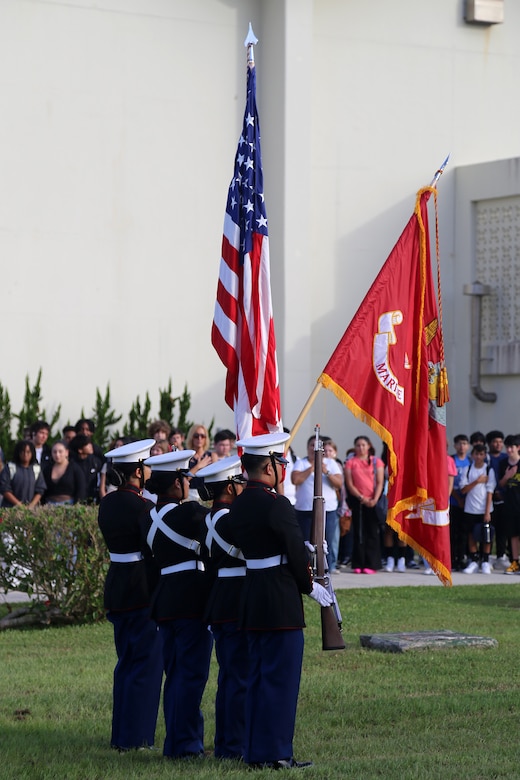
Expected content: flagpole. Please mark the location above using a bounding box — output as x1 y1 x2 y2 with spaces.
285 383 322 451
430 154 450 187
244 22 258 66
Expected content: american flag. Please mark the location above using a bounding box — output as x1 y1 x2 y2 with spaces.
212 62 283 440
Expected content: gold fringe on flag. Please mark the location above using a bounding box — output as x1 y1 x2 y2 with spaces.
437 364 449 406
416 186 450 409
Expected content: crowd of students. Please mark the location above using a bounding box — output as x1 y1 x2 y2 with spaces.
0 419 237 509
288 427 520 577
449 429 520 575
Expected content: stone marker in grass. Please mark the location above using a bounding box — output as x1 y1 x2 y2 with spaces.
360 629 498 653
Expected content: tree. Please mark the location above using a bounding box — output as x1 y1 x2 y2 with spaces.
14 370 60 443
91 385 123 449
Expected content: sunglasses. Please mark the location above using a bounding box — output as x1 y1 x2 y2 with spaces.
193 433 206 439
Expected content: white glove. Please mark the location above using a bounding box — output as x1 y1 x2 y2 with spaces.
304 540 329 555
309 582 333 607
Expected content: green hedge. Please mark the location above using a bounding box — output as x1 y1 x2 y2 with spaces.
0 505 108 622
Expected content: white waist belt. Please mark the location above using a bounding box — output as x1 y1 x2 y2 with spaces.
161 560 205 575
218 566 247 578
246 554 288 570
110 552 143 563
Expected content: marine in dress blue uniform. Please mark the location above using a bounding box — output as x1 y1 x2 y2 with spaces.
97 438 163 752
226 433 332 770
141 449 213 759
197 456 248 760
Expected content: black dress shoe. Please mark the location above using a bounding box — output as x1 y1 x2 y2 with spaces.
178 752 205 760
248 757 313 769
275 758 313 769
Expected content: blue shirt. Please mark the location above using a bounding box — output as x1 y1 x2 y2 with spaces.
450 455 471 507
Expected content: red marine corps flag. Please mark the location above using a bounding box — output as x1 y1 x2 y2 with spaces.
212 27 283 441
318 186 452 585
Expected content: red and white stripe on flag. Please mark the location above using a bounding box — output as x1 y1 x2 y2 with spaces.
212 64 282 441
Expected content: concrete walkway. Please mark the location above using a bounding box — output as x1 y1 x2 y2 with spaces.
329 565 520 588
1 590 34 604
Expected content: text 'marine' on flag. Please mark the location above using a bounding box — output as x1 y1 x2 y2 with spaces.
211 61 283 441
318 187 452 585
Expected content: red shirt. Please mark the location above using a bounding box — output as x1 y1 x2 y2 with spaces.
345 456 384 499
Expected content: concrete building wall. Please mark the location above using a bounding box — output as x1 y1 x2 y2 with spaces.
0 0 518 456
0 0 254 433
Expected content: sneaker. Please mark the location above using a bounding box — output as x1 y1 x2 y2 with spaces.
463 560 479 574
331 568 341 575
362 568 376 574
481 561 492 575
406 560 419 569
505 560 520 575
423 567 433 575
353 568 362 574
385 558 395 573
396 556 406 573
494 555 510 571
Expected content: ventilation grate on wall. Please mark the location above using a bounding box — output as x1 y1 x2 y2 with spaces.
476 196 520 375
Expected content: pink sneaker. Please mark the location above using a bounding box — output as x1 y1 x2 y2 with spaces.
362 568 376 574
353 568 362 574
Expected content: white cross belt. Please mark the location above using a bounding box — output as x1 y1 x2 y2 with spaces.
161 560 205 575
205 508 245 560
147 503 201 555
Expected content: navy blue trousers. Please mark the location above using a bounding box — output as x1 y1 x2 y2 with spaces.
212 621 249 759
107 608 163 750
244 629 304 764
160 618 213 758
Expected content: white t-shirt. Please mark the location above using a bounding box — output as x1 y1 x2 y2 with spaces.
283 457 297 505
459 463 496 515
293 457 341 512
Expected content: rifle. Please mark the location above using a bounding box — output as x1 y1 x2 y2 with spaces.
310 425 346 651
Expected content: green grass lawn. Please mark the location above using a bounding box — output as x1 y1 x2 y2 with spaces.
1 584 519 779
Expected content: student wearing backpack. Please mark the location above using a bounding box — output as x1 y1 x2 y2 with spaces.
450 434 471 571
459 444 496 574
486 430 509 569
0 440 47 508
498 434 520 575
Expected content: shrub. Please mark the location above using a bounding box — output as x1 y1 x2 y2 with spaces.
0 505 108 623
0 371 196 459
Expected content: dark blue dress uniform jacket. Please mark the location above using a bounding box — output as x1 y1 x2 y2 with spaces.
98 485 157 610
203 500 246 623
227 480 313 629
141 499 211 621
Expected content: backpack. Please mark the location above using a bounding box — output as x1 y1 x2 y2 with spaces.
466 463 491 480
8 462 41 481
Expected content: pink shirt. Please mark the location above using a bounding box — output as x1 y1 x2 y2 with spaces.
447 454 457 477
345 456 384 499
